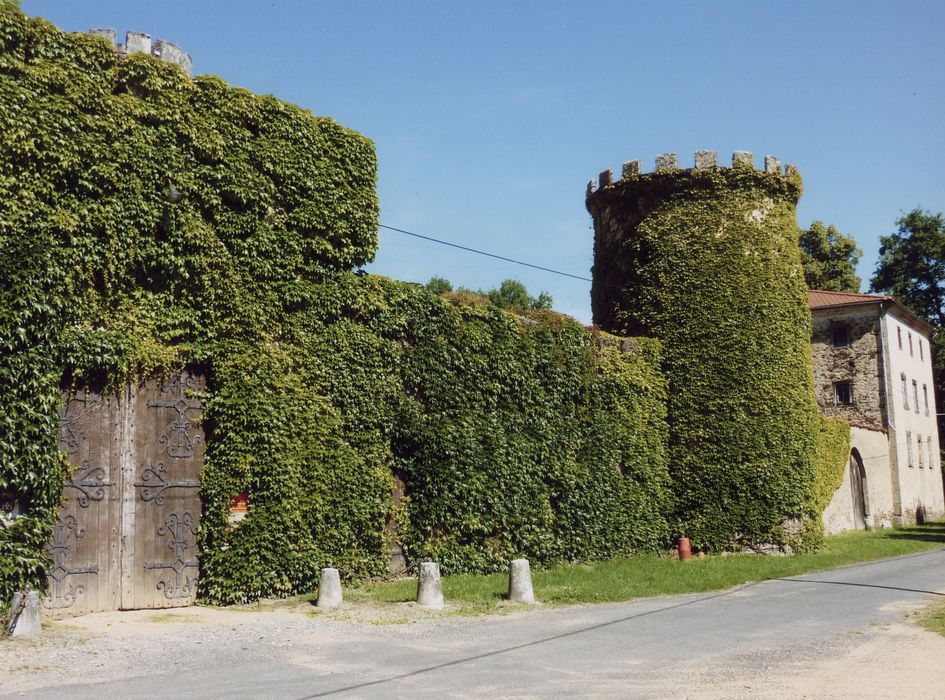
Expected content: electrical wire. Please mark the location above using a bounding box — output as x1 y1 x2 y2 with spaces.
379 224 592 283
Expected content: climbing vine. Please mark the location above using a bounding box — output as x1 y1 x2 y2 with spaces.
0 5 672 605
0 5 376 603
588 164 822 551
198 274 673 603
799 415 852 547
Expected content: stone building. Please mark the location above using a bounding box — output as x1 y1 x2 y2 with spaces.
810 290 945 531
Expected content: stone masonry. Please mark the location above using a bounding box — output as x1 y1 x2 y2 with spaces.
810 307 885 431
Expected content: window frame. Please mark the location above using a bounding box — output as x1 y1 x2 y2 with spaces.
831 324 850 348
833 380 853 406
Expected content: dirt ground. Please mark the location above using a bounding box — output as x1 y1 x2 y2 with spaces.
2 596 944 698
693 618 945 698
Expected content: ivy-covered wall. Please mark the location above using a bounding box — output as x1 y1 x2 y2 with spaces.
586 157 821 551
808 415 852 545
201 274 673 603
0 5 672 605
0 5 376 603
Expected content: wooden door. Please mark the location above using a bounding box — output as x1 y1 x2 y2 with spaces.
47 370 205 617
124 370 204 609
46 390 121 618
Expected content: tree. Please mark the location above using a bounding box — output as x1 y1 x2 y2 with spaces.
486 279 553 311
424 277 553 310
799 221 862 292
424 276 453 294
869 209 945 327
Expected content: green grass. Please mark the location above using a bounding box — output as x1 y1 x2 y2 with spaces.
916 600 945 638
344 522 945 612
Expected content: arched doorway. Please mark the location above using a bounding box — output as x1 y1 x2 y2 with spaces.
849 449 869 529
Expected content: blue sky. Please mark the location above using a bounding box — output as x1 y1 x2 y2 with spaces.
22 1 945 323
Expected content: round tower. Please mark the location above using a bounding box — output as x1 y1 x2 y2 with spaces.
586 151 819 551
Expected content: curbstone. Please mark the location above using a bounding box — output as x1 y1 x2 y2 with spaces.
508 558 536 604
416 562 444 608
9 591 41 637
316 567 343 608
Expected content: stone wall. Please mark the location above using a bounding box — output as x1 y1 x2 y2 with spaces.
822 426 896 534
88 29 192 76
811 307 885 431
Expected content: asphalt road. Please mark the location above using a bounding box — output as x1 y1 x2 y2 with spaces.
4 549 945 699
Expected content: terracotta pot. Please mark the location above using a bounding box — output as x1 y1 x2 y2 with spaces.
677 537 692 561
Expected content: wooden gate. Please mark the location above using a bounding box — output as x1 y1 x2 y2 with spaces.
46 370 205 618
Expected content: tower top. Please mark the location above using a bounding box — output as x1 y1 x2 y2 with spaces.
87 29 192 77
587 150 797 197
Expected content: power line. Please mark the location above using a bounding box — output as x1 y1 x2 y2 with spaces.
379 224 592 283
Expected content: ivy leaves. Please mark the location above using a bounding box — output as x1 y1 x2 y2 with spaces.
1 4 673 607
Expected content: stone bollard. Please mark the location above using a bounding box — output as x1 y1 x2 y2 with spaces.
416 561 444 608
9 591 41 637
316 567 342 608
508 558 536 604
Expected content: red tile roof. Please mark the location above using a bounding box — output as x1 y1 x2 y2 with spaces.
808 290 892 309
807 290 935 334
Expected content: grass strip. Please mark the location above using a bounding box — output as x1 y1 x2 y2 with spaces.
342 522 945 613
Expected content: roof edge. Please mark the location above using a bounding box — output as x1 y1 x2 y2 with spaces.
808 290 936 335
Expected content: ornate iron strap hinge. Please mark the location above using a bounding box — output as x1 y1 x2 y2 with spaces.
134 463 200 505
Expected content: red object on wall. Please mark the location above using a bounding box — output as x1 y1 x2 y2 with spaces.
229 490 249 513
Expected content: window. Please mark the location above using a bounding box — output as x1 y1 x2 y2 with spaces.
920 339 924 361
906 431 914 467
909 332 914 356
898 326 903 350
928 436 934 469
923 384 929 416
918 435 924 468
831 325 850 348
913 380 920 414
901 374 909 409
834 381 853 405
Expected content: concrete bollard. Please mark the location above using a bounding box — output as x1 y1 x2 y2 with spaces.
508 558 536 604
316 567 343 608
416 561 444 608
9 591 41 637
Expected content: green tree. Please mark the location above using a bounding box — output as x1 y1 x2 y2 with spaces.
486 279 553 310
426 277 553 311
424 276 453 294
869 209 945 326
799 221 862 292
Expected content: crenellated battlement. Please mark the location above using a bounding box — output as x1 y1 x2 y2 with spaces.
587 150 792 196
87 29 192 77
